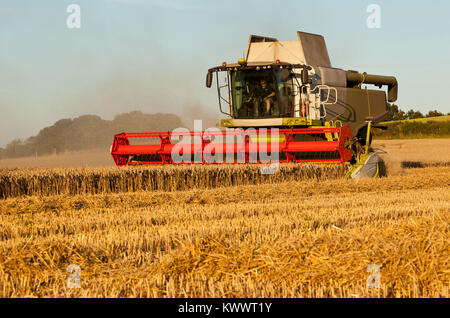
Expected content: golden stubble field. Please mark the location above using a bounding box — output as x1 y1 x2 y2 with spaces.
0 139 449 298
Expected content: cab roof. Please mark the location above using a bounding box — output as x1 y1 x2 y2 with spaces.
208 61 311 73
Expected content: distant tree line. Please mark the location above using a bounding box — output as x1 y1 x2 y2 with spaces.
1 106 448 159
0 111 185 159
386 104 448 121
373 104 450 138
372 120 450 139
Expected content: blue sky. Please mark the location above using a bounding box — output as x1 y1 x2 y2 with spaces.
0 0 449 146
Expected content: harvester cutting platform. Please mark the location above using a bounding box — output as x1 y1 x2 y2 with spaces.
111 31 398 179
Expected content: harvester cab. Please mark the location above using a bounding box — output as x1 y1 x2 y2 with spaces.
111 31 398 179
208 61 334 123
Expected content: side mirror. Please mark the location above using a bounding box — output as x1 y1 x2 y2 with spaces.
301 68 311 85
206 71 213 88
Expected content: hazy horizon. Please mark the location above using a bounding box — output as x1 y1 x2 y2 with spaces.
1 0 449 147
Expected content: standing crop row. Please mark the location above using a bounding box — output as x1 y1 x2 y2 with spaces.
0 164 345 199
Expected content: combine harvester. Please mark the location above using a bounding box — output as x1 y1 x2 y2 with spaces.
111 31 398 179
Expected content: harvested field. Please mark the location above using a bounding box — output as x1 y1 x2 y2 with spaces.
0 148 114 169
373 138 450 168
0 164 449 297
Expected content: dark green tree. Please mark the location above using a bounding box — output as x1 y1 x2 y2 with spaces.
0 111 186 159
426 110 444 117
406 109 424 120
386 103 407 121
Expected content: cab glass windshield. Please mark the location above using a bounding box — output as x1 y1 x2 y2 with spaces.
230 68 294 119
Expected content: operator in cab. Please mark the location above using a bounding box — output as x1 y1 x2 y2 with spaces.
259 79 275 115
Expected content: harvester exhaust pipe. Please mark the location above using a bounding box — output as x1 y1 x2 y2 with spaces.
346 71 398 102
